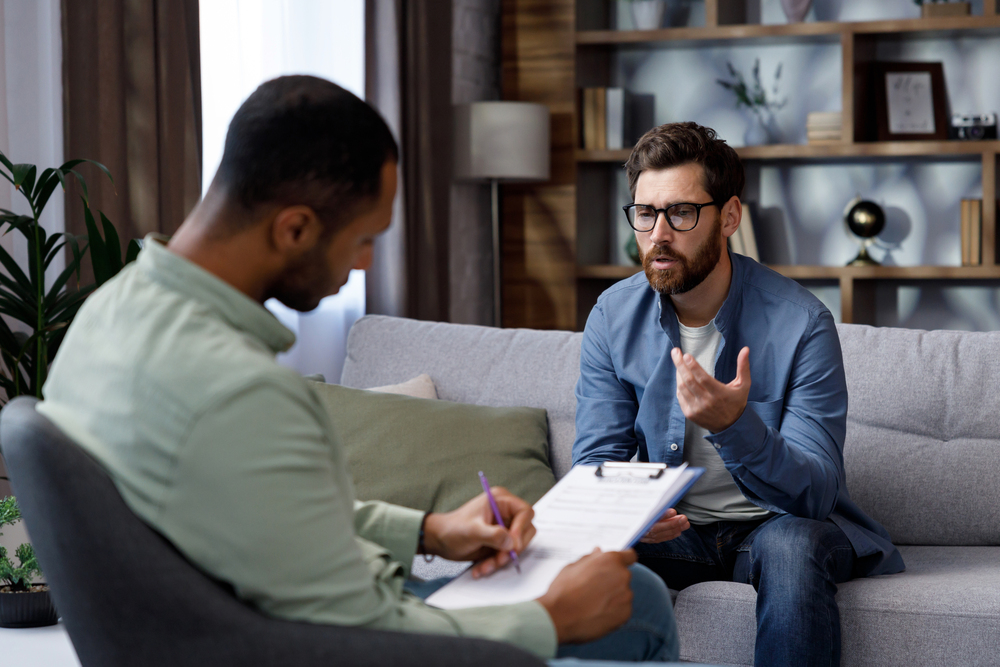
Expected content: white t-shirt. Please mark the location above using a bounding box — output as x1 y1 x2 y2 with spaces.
672 320 772 525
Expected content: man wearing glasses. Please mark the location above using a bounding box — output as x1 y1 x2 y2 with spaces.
572 122 903 666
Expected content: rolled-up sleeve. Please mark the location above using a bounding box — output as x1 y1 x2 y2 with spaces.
706 310 848 520
156 379 558 658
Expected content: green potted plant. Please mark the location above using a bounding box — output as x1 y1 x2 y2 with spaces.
0 495 56 627
716 58 788 146
0 151 141 405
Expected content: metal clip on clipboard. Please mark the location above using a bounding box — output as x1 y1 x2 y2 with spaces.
595 462 667 479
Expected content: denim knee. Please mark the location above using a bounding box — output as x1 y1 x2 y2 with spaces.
741 515 853 587
627 563 679 659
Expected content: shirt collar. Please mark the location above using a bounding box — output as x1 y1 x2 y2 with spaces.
657 248 744 338
136 234 296 354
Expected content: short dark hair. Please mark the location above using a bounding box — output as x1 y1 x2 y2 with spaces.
625 122 744 204
215 75 398 235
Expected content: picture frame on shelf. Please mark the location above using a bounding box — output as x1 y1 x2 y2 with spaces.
874 62 949 142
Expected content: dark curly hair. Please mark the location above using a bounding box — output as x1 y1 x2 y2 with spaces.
214 75 398 236
625 122 744 204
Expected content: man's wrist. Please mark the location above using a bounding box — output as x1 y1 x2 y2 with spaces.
419 512 444 557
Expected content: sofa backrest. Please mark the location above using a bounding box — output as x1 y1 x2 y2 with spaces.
342 316 1000 546
341 315 582 478
837 323 1000 546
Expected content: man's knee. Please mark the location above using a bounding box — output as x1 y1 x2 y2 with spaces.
745 516 852 583
628 563 675 619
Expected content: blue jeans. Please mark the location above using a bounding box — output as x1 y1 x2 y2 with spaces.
635 513 856 667
407 563 691 664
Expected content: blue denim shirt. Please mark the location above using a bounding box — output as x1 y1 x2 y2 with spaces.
573 252 904 577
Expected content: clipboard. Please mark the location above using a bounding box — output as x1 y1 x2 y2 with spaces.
596 461 667 478
425 462 704 610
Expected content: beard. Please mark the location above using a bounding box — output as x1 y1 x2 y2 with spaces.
265 242 335 312
640 217 723 295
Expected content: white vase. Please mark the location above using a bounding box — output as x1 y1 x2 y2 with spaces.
780 0 812 22
630 0 666 30
744 110 781 145
744 120 769 146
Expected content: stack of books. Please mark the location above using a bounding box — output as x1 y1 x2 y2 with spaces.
579 87 654 151
960 199 983 266
806 112 842 144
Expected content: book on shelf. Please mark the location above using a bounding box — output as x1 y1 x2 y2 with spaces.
729 204 759 261
806 111 842 144
960 198 982 266
806 111 842 127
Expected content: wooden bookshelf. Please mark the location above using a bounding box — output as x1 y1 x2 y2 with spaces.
501 0 1000 330
578 264 1000 281
578 141 1000 162
576 15 1000 46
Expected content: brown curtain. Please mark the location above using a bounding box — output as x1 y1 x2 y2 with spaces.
62 0 202 261
400 0 453 322
366 0 453 322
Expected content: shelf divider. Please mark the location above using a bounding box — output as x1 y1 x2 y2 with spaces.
983 151 997 267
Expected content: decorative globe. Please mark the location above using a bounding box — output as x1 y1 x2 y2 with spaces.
844 199 886 266
846 200 885 239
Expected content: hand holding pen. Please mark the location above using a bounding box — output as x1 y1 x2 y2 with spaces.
418 478 535 578
479 471 522 574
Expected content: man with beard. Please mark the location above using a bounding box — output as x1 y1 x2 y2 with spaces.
572 122 903 666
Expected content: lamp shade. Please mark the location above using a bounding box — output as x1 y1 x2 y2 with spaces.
454 102 550 182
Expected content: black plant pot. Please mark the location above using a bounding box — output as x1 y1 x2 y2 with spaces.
0 585 59 628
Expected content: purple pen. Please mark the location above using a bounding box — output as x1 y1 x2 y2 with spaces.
478 471 521 574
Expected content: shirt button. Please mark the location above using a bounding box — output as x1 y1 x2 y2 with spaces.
670 443 679 451
714 443 721 449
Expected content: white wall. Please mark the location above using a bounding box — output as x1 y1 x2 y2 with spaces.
0 0 65 286
0 0 62 505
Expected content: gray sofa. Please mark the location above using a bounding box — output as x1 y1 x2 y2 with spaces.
341 314 1000 666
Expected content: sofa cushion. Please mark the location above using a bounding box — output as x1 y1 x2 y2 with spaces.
673 545 1000 666
341 315 583 478
837 324 1000 545
310 382 556 514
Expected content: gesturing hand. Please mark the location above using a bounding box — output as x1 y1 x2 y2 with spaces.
672 345 751 433
639 508 689 543
421 487 536 578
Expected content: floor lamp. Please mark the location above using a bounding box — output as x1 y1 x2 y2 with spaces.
454 102 550 327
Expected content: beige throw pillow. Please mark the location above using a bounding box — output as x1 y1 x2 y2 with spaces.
369 373 439 400
310 382 556 514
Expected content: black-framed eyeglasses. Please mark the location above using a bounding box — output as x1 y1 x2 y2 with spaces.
622 201 720 233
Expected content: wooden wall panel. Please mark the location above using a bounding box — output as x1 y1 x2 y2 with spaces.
501 0 577 329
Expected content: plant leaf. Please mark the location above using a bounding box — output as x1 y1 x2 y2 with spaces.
125 239 142 264
83 203 111 286
68 170 90 206
99 212 123 274
11 164 36 199
32 168 63 214
44 255 86 307
0 239 32 293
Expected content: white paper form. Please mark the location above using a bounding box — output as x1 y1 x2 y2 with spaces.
426 464 700 610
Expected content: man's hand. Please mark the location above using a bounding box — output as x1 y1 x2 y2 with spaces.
672 345 751 433
537 549 636 644
639 508 690 543
421 487 535 578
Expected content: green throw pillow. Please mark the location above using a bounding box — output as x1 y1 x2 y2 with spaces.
310 382 557 513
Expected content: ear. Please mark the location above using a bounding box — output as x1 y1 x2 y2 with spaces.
269 205 324 257
719 196 742 240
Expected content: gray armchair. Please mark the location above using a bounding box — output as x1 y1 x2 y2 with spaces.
0 397 544 667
